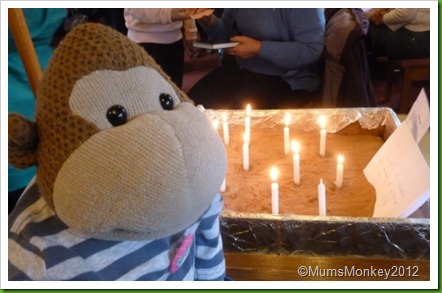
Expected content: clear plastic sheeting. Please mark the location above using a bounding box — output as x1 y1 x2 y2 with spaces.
203 107 430 260
220 211 430 260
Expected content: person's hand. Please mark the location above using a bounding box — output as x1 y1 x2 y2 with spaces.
369 12 384 26
173 8 214 21
171 8 190 21
185 9 214 19
367 8 388 25
225 35 261 59
184 39 202 59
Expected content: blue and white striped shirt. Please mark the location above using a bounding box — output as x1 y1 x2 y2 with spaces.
8 183 225 281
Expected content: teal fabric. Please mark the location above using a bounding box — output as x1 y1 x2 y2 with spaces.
8 8 67 192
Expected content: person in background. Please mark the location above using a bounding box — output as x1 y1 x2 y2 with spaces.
124 9 206 88
76 8 128 35
8 8 68 214
365 8 430 60
188 8 325 109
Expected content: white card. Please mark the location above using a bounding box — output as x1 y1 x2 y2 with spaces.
364 124 430 218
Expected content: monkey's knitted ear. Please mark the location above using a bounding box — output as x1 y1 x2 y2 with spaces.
9 113 38 169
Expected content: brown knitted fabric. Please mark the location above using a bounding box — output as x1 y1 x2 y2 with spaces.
35 23 192 207
9 23 227 241
8 113 38 168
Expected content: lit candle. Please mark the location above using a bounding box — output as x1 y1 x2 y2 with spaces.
335 155 344 188
243 133 249 171
244 104 251 144
292 140 300 185
318 178 326 216
246 103 251 116
270 167 279 214
222 112 229 145
283 113 291 155
220 177 226 192
318 115 327 157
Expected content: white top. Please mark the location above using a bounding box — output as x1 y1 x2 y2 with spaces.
125 8 198 44
383 8 430 32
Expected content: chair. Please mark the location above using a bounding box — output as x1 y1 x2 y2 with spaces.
385 58 430 113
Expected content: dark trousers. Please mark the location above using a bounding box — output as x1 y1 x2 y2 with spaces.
139 39 184 87
367 26 430 60
188 55 320 110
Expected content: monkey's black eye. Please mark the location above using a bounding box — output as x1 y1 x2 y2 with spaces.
106 105 127 126
159 93 174 110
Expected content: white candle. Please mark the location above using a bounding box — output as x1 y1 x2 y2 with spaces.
318 115 327 157
270 167 279 214
242 133 249 171
318 178 326 216
283 113 291 155
335 155 344 188
244 105 251 144
220 177 226 192
222 112 229 145
244 116 251 144
292 141 300 185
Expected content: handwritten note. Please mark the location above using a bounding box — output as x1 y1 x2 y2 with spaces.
364 122 430 218
403 89 430 143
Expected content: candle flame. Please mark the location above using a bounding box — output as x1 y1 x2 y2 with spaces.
338 154 344 164
246 104 251 116
318 115 327 129
222 112 228 122
284 113 291 126
291 140 300 154
270 167 278 182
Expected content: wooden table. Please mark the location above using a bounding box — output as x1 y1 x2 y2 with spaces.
225 253 430 281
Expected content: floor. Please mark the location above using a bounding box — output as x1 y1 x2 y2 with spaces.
182 50 430 114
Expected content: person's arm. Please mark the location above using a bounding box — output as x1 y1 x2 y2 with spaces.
382 8 418 31
257 9 325 70
124 8 189 24
183 18 199 57
182 18 198 41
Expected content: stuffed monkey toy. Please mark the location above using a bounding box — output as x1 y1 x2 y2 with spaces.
8 23 227 281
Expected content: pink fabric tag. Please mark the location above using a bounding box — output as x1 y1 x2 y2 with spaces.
170 234 193 274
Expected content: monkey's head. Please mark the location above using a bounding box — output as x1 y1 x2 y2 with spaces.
8 23 227 241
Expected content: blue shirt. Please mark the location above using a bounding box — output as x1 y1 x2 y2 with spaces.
205 9 325 91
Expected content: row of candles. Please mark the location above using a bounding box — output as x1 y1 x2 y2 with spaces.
212 105 345 216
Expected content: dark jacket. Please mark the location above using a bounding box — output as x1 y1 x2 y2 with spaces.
322 8 377 107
